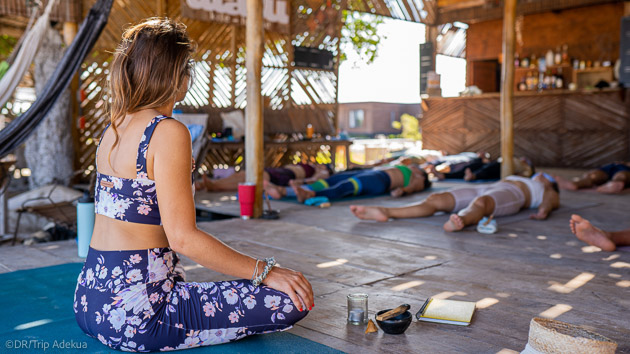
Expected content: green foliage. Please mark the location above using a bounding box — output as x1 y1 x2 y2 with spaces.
0 35 17 59
341 11 385 65
392 114 421 141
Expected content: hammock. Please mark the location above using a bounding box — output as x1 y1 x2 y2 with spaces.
0 0 113 158
0 0 57 108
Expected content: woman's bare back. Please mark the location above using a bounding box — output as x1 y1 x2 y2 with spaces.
90 109 172 251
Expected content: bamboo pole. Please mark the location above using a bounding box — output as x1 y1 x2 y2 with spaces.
245 0 264 218
230 24 237 107
500 0 517 178
64 22 80 176
157 0 166 16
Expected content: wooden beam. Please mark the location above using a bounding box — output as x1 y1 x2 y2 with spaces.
500 0 516 178
245 0 264 218
438 0 620 25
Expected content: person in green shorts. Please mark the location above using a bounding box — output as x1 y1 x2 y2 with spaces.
265 165 431 203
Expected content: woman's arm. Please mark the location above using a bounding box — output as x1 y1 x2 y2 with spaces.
153 120 313 310
530 189 560 220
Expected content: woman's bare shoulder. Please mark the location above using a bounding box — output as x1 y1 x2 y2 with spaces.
152 118 191 148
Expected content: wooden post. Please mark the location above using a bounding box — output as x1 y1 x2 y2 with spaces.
157 0 166 15
500 0 517 178
245 0 264 218
64 22 80 176
230 24 237 107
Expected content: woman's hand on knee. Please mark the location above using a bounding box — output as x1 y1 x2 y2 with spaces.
264 267 314 312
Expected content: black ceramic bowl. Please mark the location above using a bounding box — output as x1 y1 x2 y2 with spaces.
375 309 412 335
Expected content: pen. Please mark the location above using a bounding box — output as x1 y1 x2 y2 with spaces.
416 297 432 319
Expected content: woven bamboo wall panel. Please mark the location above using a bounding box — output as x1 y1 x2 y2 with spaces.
564 94 627 131
561 131 628 168
514 95 563 131
464 98 499 131
422 99 464 130
464 130 500 158
515 131 561 167
422 90 630 168
70 0 348 175
0 0 81 23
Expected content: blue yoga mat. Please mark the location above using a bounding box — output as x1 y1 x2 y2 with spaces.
0 263 341 353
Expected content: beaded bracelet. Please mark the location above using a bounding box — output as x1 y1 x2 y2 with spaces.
252 257 276 287
251 259 261 283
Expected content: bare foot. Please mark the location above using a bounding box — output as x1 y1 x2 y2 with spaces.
596 181 625 194
350 205 389 222
293 185 316 203
554 175 578 191
443 214 465 232
570 214 616 251
464 168 475 182
428 165 445 180
289 179 304 187
263 180 285 200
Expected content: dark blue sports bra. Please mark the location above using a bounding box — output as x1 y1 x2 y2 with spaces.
94 115 194 225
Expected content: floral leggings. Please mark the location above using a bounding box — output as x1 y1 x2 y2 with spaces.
74 247 308 352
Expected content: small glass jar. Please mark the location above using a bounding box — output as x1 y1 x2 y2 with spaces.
347 293 368 325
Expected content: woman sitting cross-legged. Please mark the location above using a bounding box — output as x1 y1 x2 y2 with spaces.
350 173 559 232
264 165 431 203
74 18 312 352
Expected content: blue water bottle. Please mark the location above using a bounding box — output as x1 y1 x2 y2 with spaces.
76 191 95 258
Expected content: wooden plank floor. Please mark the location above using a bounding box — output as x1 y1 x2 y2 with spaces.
1 173 629 353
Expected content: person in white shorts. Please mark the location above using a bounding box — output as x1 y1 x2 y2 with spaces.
350 173 560 232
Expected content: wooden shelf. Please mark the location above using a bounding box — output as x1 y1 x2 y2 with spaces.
574 66 613 73
572 66 613 89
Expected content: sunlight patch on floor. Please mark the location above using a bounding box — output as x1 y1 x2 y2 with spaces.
548 272 595 294
610 262 630 269
317 259 348 268
602 254 619 261
476 297 499 309
539 304 572 319
549 253 562 259
391 280 424 291
432 291 467 299
15 319 53 330
616 280 630 288
581 246 601 253
496 349 519 354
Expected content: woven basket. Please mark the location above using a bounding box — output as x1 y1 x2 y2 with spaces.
523 317 617 354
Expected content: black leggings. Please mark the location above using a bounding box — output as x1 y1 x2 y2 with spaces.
443 161 501 180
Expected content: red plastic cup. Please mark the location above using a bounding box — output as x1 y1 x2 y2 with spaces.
238 182 256 219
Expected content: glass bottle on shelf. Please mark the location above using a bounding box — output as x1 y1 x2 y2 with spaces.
545 50 554 67
526 71 534 90
562 44 569 64
554 47 562 65
530 54 537 69
521 56 530 68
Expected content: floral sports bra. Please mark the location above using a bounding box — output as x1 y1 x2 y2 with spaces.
94 115 194 225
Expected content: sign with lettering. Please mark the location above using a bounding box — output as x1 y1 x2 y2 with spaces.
419 42 434 95
181 0 290 33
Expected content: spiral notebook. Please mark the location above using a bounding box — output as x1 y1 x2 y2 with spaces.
415 298 476 326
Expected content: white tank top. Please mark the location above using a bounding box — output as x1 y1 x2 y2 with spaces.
505 175 545 208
